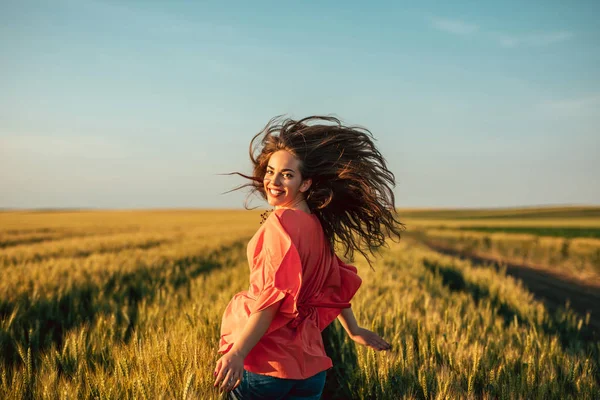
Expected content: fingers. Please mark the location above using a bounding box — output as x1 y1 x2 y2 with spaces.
379 340 392 351
216 368 242 393
378 339 391 351
369 333 391 351
376 336 391 350
214 358 223 378
225 374 242 392
214 358 229 388
352 329 392 351
213 366 225 388
370 341 386 351
220 369 234 391
214 355 245 393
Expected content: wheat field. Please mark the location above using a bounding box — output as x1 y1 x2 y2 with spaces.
0 209 598 399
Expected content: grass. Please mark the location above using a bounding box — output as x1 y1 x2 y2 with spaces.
399 205 600 220
0 209 598 399
454 226 600 239
401 205 600 282
406 228 600 281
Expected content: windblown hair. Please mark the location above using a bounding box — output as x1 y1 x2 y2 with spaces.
231 115 405 268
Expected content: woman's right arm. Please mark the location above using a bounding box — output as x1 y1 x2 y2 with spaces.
337 308 391 351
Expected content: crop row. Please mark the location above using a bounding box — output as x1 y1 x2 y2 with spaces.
1 236 598 398
409 228 600 280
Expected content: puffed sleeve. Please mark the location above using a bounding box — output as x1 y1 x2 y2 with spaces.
249 214 302 335
315 254 362 331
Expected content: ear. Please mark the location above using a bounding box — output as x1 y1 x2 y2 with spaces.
300 178 312 193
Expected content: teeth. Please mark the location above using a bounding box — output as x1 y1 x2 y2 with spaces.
270 189 284 195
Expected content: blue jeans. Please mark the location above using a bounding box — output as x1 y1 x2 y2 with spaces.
229 369 327 400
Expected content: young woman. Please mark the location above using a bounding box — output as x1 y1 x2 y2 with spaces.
214 116 404 399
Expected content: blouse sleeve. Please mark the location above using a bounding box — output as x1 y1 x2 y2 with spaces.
249 214 302 334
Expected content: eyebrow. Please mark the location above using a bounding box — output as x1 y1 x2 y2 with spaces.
267 165 295 173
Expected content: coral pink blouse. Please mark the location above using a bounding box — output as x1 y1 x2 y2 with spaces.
218 208 362 379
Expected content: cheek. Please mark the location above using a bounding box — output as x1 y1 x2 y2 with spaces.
291 179 303 193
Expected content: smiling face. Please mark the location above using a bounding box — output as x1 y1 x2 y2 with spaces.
263 150 312 210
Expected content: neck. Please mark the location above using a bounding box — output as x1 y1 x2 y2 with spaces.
275 198 311 214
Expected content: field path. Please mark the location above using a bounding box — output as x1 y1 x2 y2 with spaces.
422 241 600 338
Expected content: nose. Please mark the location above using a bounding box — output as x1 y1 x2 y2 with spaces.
272 173 282 186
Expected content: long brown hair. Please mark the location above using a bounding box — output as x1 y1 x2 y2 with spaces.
230 115 405 268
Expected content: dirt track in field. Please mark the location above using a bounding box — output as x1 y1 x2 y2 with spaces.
422 241 600 339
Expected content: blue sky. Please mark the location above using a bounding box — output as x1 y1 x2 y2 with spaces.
1 0 598 209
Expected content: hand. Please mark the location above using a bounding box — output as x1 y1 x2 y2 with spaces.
214 351 245 393
349 327 391 351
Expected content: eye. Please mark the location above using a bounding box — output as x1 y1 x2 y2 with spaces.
265 170 273 175
283 174 293 179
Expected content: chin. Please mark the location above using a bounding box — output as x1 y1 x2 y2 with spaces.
266 195 278 207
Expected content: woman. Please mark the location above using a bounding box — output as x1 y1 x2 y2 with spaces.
214 116 404 399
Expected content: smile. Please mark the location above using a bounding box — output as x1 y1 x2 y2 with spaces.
268 188 285 196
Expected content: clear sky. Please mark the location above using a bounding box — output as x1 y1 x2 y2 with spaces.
1 0 599 210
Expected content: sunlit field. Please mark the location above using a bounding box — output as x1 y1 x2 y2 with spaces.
402 206 600 283
0 208 599 399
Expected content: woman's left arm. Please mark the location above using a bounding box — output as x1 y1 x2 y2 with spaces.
214 301 281 392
